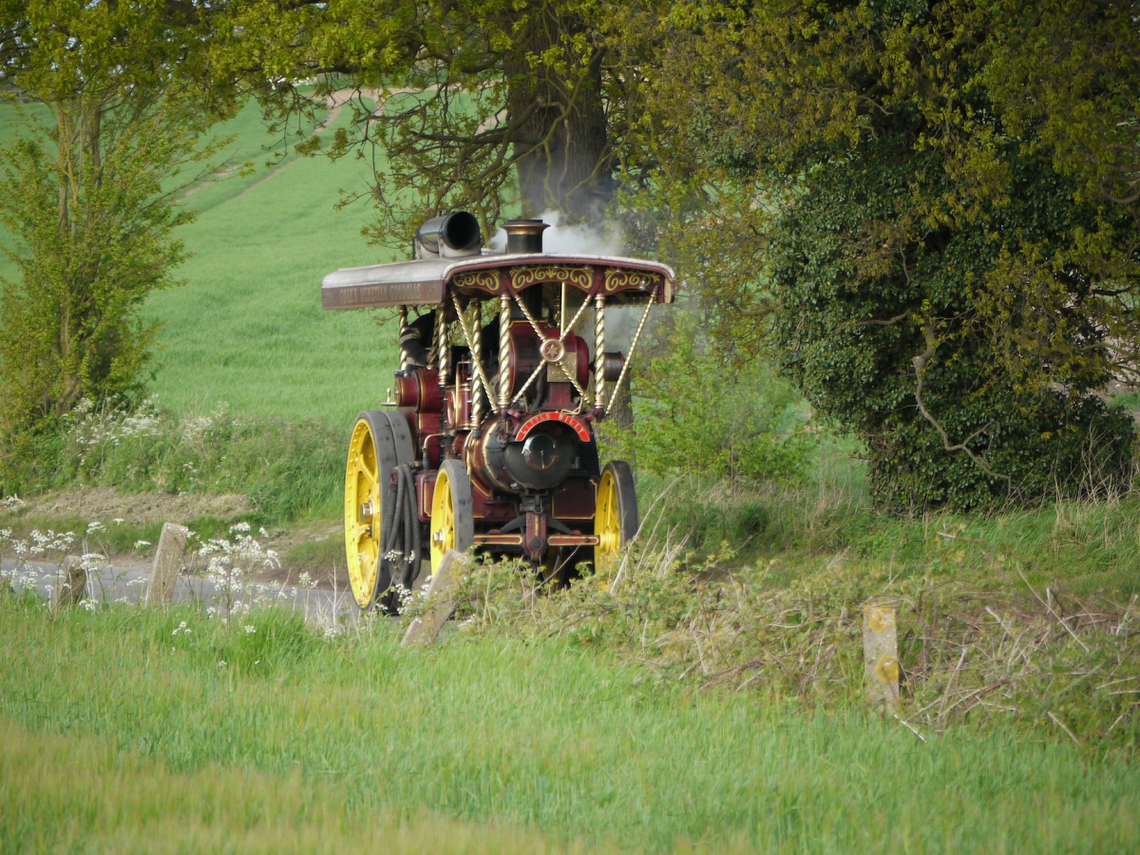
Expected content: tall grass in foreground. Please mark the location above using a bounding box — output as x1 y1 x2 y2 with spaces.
1 594 1138 854
1 720 579 855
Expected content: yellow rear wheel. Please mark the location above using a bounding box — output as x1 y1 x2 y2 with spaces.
344 412 402 609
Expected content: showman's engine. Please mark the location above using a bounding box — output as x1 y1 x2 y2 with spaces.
321 212 674 611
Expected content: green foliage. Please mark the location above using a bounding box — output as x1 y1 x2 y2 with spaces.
864 390 1136 511
624 434 874 560
0 117 189 425
627 0 1140 510
768 141 1138 509
603 310 813 487
0 0 236 435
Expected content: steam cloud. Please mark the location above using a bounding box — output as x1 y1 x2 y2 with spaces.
489 210 625 257
488 210 642 352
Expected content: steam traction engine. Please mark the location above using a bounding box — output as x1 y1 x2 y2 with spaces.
321 212 674 610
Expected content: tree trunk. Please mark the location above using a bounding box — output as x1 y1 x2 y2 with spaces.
505 7 615 224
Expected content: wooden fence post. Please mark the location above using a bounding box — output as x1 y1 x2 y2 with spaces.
402 550 466 646
51 555 87 611
145 523 189 608
863 604 900 714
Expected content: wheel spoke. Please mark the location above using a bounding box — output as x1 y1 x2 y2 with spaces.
357 460 378 489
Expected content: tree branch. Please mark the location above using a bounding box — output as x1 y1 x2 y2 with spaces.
911 324 1011 487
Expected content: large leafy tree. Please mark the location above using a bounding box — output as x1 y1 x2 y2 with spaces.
633 0 1140 508
0 1 238 436
227 0 662 235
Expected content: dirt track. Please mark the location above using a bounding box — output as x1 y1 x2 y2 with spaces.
229 86 429 199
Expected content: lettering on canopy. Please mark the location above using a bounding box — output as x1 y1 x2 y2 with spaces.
321 280 443 310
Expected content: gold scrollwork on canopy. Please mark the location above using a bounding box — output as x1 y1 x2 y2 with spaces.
452 270 501 292
603 268 663 294
510 265 592 291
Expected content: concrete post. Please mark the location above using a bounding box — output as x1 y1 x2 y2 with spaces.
51 555 87 611
402 549 466 646
145 523 189 608
863 604 900 714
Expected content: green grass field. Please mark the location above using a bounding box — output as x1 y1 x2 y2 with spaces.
1 595 1137 854
146 96 407 428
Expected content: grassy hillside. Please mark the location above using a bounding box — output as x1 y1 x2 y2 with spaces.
147 97 406 428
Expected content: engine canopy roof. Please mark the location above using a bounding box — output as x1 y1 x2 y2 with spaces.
321 253 675 310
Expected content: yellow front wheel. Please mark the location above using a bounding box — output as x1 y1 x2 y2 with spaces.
595 460 638 565
430 460 474 574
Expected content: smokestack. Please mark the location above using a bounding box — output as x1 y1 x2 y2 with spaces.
502 219 548 254
415 211 483 259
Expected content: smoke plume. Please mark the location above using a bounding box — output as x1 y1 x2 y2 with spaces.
488 210 625 257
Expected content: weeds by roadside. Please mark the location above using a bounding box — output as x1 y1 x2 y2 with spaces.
0 398 343 524
0 515 336 631
421 498 1140 756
